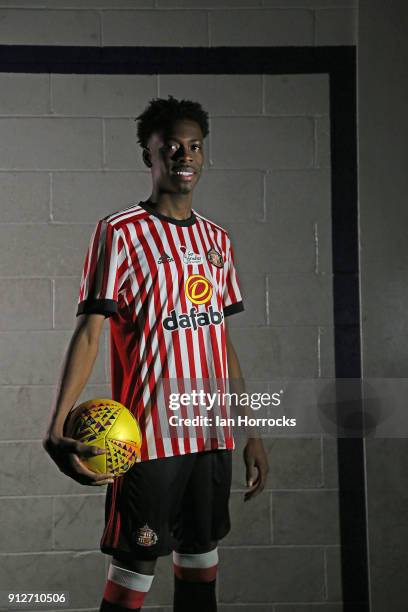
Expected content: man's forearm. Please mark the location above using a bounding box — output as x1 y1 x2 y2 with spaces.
44 326 100 440
226 333 261 440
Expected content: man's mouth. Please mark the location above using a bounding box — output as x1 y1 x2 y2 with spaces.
172 167 195 181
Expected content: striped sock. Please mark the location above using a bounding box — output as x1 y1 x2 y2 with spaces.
173 549 218 611
99 600 139 612
100 561 154 611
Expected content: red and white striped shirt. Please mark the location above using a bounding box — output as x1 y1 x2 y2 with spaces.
76 201 244 461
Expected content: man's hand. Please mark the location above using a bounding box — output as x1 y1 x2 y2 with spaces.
43 434 115 486
243 437 269 501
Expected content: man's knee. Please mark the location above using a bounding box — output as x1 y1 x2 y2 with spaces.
112 554 157 576
101 555 157 611
173 546 219 582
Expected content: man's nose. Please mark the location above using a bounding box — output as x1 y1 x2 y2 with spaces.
174 146 192 162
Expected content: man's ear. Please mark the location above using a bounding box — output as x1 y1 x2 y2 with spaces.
142 148 152 168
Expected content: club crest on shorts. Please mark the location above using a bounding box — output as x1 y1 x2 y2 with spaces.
135 523 158 547
207 247 224 268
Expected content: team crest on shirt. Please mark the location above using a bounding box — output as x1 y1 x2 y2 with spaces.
179 244 204 265
135 523 159 547
207 247 224 268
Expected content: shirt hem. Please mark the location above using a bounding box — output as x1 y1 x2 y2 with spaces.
139 438 235 462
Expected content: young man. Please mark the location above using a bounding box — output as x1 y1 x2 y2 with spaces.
43 96 269 612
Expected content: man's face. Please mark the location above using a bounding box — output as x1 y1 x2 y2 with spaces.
144 119 204 196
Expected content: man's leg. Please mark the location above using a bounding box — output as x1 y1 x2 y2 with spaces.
99 453 196 612
171 448 233 612
99 556 157 612
172 542 218 612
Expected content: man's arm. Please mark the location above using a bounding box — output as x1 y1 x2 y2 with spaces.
225 321 269 501
42 313 115 486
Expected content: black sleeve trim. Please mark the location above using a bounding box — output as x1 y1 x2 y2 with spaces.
76 299 118 319
223 301 244 318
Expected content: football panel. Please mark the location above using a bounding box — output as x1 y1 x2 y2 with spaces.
82 452 107 475
106 438 141 476
108 408 142 448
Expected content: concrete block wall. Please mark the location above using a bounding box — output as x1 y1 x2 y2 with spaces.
358 2 408 611
0 2 357 611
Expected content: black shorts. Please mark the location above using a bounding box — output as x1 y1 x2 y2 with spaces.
100 448 233 561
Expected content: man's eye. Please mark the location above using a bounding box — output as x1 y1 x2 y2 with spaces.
165 144 178 151
164 143 201 151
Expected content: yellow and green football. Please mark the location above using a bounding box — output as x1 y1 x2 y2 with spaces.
64 398 142 477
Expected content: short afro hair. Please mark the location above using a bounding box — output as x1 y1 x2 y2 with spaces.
135 95 209 149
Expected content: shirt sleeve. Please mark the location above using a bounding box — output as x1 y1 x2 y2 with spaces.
223 239 245 318
76 218 126 319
